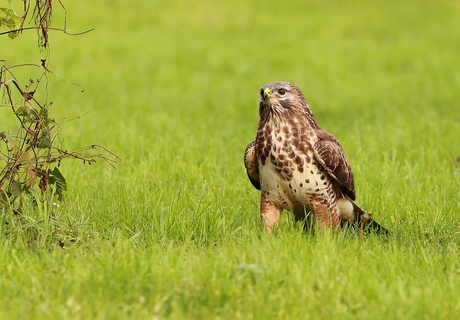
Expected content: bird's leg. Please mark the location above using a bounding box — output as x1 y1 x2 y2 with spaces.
312 205 340 232
260 192 281 233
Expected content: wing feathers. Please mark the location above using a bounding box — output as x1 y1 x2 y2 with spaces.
313 130 356 200
244 141 261 190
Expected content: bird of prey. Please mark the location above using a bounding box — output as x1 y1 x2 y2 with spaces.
244 81 387 234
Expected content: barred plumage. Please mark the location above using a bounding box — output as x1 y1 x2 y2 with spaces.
244 81 387 233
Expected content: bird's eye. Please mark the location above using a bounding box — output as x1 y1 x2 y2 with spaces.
277 88 286 96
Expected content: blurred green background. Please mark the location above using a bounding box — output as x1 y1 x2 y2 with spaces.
1 0 460 318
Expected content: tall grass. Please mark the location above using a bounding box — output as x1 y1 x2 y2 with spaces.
1 0 460 318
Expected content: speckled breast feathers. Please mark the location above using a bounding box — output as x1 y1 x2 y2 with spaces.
244 81 368 232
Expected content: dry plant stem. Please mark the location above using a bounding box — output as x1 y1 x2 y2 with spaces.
0 0 119 211
0 26 94 37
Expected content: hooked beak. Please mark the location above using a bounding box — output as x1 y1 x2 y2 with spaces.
261 87 274 101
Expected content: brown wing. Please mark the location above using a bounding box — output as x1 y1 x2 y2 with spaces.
313 130 355 200
244 141 260 190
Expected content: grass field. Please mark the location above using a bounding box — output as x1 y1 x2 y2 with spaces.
1 0 460 318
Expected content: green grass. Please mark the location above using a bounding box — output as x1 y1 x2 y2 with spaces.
1 0 460 318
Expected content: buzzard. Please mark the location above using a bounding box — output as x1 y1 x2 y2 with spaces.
244 81 387 233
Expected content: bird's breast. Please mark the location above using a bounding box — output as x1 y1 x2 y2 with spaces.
256 121 333 210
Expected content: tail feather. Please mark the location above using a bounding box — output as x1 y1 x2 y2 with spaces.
349 200 389 235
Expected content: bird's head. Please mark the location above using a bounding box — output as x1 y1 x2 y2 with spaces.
259 81 307 117
258 81 317 128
